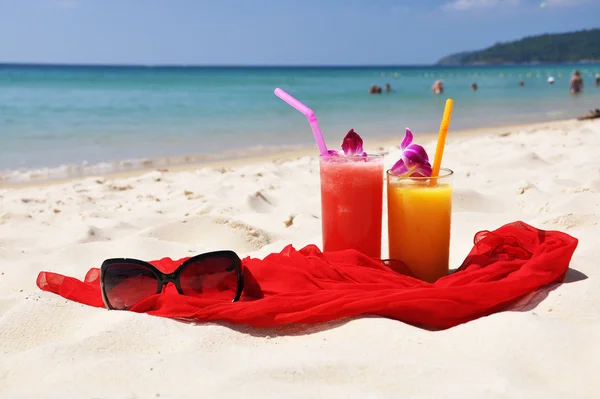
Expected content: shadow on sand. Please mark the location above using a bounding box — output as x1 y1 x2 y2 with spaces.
175 316 357 337
509 267 588 312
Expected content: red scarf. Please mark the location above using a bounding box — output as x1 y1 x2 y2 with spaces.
36 221 578 330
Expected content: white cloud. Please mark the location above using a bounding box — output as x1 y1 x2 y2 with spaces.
442 0 520 11
544 0 597 5
442 0 598 9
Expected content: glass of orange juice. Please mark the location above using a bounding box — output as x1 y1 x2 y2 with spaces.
386 168 453 283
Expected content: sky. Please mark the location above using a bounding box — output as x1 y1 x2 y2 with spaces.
0 0 598 66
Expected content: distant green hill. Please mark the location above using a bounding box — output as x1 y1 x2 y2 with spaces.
437 29 600 65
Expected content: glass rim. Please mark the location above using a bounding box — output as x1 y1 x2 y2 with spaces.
319 153 384 159
386 167 454 180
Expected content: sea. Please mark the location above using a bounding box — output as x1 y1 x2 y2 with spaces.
1 63 600 183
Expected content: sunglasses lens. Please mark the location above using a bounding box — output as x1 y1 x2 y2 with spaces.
103 263 159 310
179 255 240 300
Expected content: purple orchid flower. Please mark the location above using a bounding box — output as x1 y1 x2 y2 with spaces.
328 129 368 157
390 128 432 177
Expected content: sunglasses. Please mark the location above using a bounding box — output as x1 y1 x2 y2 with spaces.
100 250 244 310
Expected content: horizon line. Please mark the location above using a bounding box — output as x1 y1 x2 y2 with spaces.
1 61 598 69
0 61 438 68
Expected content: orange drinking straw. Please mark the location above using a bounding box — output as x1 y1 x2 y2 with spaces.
430 98 454 184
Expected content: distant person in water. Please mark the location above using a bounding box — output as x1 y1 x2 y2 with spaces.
369 84 382 94
431 80 444 95
569 70 583 94
385 83 391 92
595 73 600 87
519 80 525 87
471 83 478 91
547 76 555 85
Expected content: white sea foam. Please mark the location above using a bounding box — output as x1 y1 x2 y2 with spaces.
0 144 310 184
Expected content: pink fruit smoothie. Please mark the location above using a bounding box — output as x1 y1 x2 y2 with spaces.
319 130 383 258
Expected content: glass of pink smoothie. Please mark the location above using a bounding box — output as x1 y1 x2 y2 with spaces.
319 154 384 258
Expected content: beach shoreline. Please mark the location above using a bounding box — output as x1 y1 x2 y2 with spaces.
0 117 587 189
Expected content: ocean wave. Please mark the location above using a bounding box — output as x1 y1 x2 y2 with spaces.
0 143 310 184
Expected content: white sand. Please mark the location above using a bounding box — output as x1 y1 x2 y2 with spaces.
1 119 599 398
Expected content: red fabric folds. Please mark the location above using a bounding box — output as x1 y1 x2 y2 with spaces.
36 221 578 330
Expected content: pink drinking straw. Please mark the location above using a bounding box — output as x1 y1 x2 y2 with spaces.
274 88 329 156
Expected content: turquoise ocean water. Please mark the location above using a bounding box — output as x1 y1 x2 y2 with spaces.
1 63 599 181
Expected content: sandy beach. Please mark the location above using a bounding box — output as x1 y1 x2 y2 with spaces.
1 118 599 398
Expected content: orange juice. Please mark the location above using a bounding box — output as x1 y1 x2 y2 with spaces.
387 169 453 283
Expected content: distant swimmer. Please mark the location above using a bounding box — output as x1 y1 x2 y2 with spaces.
385 83 391 92
595 73 600 87
519 79 525 86
369 84 382 94
569 70 583 94
431 80 444 95
471 82 478 91
547 76 555 85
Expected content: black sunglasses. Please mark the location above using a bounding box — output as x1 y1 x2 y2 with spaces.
100 250 244 310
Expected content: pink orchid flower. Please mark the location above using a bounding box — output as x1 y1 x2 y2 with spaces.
328 129 368 157
390 128 432 177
